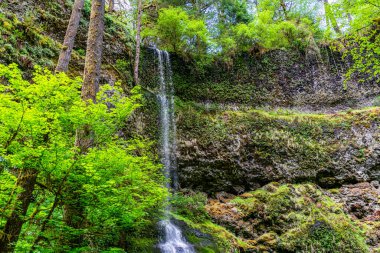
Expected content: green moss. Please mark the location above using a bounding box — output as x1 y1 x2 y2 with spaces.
127 237 158 253
230 183 369 253
170 183 371 253
0 11 59 69
169 191 252 252
171 192 210 223
0 1 134 80
173 215 252 252
177 100 380 177
199 247 216 253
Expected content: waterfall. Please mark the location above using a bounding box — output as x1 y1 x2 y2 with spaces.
155 49 195 253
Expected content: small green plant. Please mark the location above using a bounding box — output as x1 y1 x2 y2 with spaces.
115 59 130 72
76 48 86 56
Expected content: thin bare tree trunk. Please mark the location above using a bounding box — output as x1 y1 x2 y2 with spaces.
56 0 85 72
324 0 341 34
280 0 288 20
134 0 143 85
0 169 38 252
82 0 106 102
109 0 114 12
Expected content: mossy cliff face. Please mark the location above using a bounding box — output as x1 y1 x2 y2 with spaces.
1 1 379 251
139 48 380 197
140 48 380 110
176 105 380 193
168 50 379 110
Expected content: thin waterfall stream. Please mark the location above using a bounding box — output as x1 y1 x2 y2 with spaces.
155 49 195 253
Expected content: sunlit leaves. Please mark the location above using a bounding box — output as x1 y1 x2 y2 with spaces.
0 64 167 251
143 7 209 59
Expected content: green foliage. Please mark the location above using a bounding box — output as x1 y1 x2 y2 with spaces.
0 64 167 252
323 0 380 85
143 7 210 63
218 0 251 25
213 0 324 63
334 0 380 32
232 16 315 51
171 191 210 222
335 29 380 85
150 0 380 75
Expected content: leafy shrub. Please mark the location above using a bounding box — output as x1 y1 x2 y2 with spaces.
0 64 167 252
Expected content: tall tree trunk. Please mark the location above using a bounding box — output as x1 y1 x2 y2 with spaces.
324 0 341 34
82 0 106 102
62 0 105 246
0 169 38 253
56 0 85 72
280 0 288 20
134 0 143 85
109 0 114 12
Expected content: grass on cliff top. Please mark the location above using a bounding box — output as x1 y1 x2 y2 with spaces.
246 106 380 124
177 99 380 131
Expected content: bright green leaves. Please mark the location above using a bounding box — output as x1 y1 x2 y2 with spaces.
0 64 167 251
0 64 81 170
334 0 380 33
143 7 209 60
149 0 380 66
82 144 166 229
329 0 380 85
338 30 380 86
228 10 315 52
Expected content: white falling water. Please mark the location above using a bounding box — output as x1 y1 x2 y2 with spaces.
155 49 195 253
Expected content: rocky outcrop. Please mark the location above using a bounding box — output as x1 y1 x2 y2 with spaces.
177 108 380 194
205 183 379 253
331 182 380 221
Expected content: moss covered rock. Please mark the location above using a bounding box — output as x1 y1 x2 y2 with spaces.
176 104 380 193
206 183 371 253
